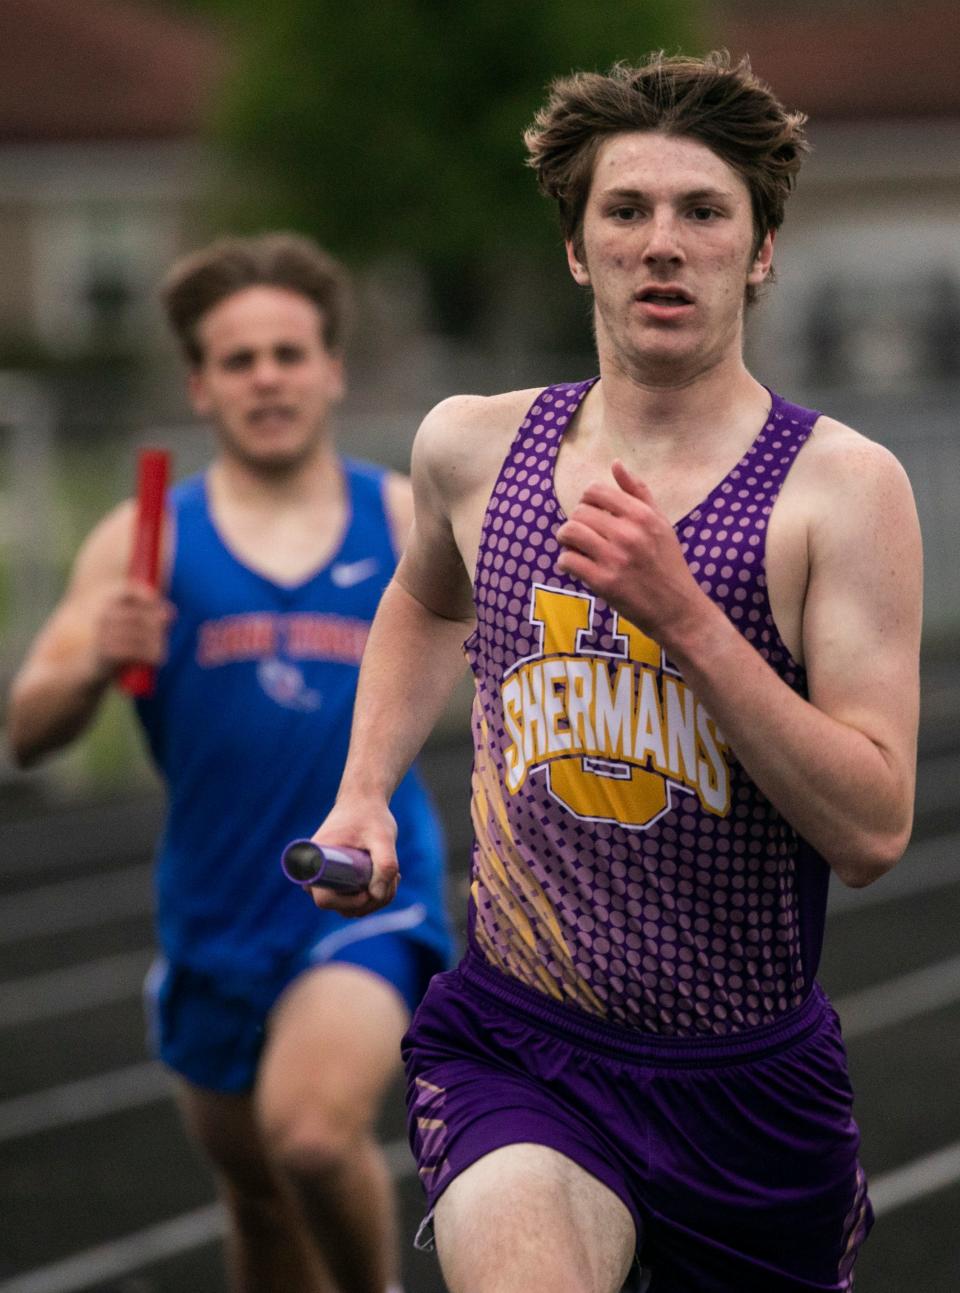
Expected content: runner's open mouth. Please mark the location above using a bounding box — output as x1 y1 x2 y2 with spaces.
638 289 693 305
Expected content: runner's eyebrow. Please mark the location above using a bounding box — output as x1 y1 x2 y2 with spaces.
599 185 737 204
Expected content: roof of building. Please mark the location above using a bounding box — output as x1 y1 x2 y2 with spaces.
1 1 957 147
714 0 960 120
0 0 226 143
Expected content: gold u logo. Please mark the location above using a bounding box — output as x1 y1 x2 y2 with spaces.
529 587 670 828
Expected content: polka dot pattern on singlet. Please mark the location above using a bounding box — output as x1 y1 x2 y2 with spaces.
465 379 829 1036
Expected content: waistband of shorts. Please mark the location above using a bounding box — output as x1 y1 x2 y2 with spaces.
458 948 830 1067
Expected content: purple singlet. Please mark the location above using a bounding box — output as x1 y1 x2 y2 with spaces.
465 380 829 1036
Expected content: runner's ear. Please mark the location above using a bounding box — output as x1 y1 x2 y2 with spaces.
566 240 591 288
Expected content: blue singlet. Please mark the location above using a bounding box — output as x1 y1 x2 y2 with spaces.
136 459 451 993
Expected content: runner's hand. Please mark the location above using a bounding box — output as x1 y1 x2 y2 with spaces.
94 579 175 681
306 799 400 917
556 459 708 648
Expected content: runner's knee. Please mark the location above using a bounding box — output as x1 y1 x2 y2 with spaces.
260 1090 370 1181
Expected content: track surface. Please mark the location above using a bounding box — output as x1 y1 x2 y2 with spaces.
1 660 958 1292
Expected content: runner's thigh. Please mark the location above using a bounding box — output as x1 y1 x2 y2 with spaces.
257 962 409 1138
434 1142 636 1293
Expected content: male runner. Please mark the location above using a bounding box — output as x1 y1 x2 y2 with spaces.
7 233 452 1293
306 54 922 1293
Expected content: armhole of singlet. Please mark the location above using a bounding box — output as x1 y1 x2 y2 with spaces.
756 397 822 681
462 385 556 657
164 474 205 602
337 455 394 563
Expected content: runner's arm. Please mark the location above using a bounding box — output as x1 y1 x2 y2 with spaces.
308 400 477 913
7 503 175 767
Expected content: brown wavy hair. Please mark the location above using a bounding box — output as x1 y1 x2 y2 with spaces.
162 232 354 365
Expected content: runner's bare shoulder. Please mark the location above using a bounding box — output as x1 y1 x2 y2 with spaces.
786 413 917 528
413 387 545 507
65 499 139 595
70 496 177 596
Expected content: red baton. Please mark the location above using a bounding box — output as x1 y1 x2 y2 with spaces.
117 448 171 698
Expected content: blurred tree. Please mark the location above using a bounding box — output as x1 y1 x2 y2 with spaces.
164 1 703 335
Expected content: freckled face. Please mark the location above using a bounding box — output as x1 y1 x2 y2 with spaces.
566 131 773 380
188 285 345 471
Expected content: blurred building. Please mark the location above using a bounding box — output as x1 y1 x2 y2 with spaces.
713 0 960 393
2 1 957 395
0 0 225 368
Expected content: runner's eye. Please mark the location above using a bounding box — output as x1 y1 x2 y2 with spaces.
221 351 254 372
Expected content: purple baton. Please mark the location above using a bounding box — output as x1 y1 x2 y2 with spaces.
281 840 373 894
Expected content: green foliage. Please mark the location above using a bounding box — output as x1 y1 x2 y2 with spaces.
177 1 704 270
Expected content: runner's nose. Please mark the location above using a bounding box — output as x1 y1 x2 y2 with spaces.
642 210 684 265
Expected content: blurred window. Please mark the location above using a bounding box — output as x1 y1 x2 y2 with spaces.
32 204 167 355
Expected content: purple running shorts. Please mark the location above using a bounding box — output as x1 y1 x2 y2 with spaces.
402 950 872 1292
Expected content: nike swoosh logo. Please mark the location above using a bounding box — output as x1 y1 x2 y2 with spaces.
330 557 380 588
